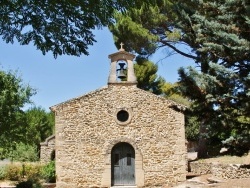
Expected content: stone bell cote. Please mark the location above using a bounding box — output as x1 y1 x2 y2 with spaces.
108 43 137 85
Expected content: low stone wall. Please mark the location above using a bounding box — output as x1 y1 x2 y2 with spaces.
189 161 250 179
189 161 212 175
211 163 250 179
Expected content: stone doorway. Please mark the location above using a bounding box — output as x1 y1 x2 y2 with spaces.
111 142 135 186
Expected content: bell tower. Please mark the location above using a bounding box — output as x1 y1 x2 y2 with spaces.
108 43 137 85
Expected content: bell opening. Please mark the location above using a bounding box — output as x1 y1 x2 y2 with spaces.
116 61 127 81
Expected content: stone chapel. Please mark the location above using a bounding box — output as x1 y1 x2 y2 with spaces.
48 45 187 187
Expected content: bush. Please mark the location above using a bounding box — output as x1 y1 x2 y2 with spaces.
10 143 39 162
23 163 42 180
2 162 45 187
41 161 55 183
0 166 6 180
5 164 22 181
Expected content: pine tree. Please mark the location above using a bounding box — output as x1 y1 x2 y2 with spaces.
134 57 165 94
177 0 250 157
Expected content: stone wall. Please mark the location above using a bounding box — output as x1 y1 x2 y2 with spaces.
189 161 250 179
51 84 186 188
40 135 55 163
189 161 212 175
212 163 250 179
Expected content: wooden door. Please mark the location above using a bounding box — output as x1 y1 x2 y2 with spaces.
111 142 135 185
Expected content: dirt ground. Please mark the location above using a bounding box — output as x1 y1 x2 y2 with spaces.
173 152 250 188
173 174 250 188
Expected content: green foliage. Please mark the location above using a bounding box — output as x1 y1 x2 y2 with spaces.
176 1 250 156
134 57 166 94
0 166 6 180
24 106 54 148
0 70 54 158
185 113 199 141
178 63 250 156
0 70 35 155
161 82 191 106
221 116 250 156
3 143 39 162
41 161 55 183
109 0 175 56
0 0 152 57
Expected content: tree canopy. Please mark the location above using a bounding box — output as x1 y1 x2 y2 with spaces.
25 106 54 147
134 57 165 95
0 0 152 57
0 69 55 159
0 70 35 152
177 0 250 156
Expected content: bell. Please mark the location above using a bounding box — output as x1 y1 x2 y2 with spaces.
117 62 127 79
118 70 126 79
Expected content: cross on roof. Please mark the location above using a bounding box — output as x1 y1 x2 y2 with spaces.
119 42 125 51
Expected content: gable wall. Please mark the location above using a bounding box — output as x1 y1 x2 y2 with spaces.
54 85 186 187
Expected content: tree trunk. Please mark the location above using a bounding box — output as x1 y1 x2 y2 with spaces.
197 120 208 158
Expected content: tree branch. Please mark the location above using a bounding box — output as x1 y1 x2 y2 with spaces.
160 41 198 60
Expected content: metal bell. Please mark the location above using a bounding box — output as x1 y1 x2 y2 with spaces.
117 62 127 79
118 70 126 79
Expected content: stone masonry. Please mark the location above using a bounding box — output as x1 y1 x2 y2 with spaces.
50 47 187 187
40 135 55 163
189 161 250 179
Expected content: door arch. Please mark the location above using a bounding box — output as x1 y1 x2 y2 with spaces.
111 142 135 186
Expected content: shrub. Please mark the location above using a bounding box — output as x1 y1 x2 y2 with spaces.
5 164 22 181
41 161 55 183
10 143 39 162
0 166 6 180
23 163 42 180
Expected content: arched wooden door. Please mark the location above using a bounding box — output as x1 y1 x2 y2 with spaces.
111 142 135 186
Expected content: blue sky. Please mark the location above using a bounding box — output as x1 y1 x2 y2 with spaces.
0 28 194 111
